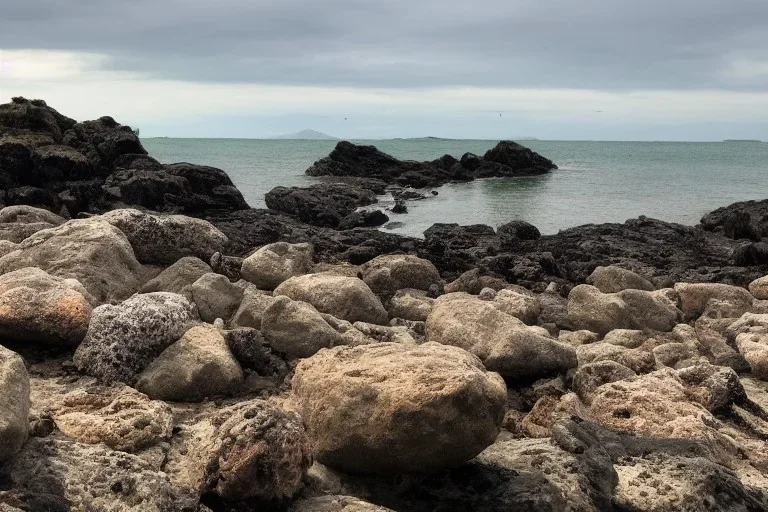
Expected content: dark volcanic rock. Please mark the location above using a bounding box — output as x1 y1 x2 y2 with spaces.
265 182 377 228
306 140 556 188
337 209 389 230
700 198 768 241
0 97 76 142
0 98 247 217
498 220 542 242
483 140 557 173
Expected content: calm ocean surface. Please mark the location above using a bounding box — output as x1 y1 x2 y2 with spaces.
141 138 768 237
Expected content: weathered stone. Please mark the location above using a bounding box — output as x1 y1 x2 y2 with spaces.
493 288 541 324
32 381 173 453
0 267 91 346
386 290 434 321
360 254 441 299
136 325 243 402
675 282 754 320
165 399 312 503
571 361 637 404
292 342 506 474
261 296 344 359
576 342 656 375
0 218 143 303
139 256 212 295
189 272 243 323
241 241 314 290
426 298 576 379
0 346 29 463
275 274 388 325
735 333 768 380
290 496 395 512
586 265 655 293
568 284 681 335
749 275 768 300
229 285 277 329
5 438 194 511
73 293 198 385
101 209 228 265
223 328 288 378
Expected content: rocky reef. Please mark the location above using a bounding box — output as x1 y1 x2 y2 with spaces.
1 98 768 511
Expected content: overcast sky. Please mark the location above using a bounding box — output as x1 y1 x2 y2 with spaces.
2 0 768 140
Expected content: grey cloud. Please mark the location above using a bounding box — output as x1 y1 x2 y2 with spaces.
2 0 768 90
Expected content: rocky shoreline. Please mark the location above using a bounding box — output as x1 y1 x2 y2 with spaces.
1 97 768 511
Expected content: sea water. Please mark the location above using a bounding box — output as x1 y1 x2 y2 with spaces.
142 138 768 237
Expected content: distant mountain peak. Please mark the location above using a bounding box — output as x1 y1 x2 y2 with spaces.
274 129 338 140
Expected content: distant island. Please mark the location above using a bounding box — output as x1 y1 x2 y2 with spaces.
274 129 338 140
723 139 762 143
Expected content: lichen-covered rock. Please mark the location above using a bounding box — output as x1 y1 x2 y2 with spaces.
5 438 195 511
100 209 228 265
164 399 312 503
189 272 243 323
275 274 388 325
136 325 243 402
32 382 172 453
0 267 92 346
0 218 143 303
0 346 29 463
586 265 655 293
292 342 507 474
675 282 754 320
360 254 441 299
139 256 212 295
241 241 314 290
426 298 576 379
0 205 65 243
567 284 681 335
73 292 198 385
261 296 344 359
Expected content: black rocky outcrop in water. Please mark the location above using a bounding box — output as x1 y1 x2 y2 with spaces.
305 140 557 187
0 97 248 216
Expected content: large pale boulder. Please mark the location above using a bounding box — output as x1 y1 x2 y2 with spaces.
241 241 314 290
586 265 654 293
426 298 576 379
139 256 212 295
292 342 507 474
73 292 198 385
0 346 29 463
164 399 312 503
136 325 243 402
290 496 395 512
567 284 681 335
0 205 65 243
749 276 768 300
360 254 441 298
570 360 637 404
674 282 754 320
275 274 388 325
0 218 143 303
189 272 243 323
576 342 656 374
229 285 277 329
100 208 228 265
0 267 92 346
493 288 541 324
261 296 345 359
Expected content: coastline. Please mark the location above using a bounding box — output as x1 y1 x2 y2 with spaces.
1 97 768 510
